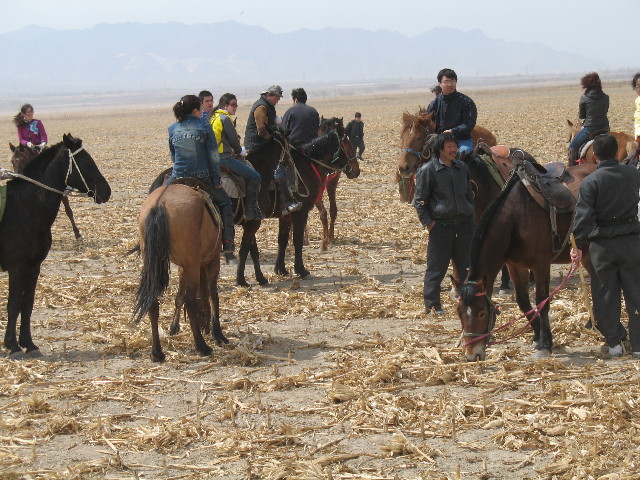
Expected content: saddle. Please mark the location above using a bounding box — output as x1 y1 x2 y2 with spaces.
517 160 576 211
171 177 222 229
475 141 515 186
578 129 608 160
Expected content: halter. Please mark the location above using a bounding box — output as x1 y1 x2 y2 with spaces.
1 146 94 198
400 121 434 164
296 131 357 175
459 283 500 343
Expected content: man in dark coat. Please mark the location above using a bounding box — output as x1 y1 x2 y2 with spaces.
282 87 320 148
345 112 365 159
571 134 640 357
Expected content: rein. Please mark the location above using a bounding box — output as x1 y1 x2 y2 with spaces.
461 258 580 347
0 146 94 198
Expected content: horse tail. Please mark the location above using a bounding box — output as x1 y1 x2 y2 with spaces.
132 206 171 324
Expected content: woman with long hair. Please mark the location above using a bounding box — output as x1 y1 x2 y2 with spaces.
13 104 48 151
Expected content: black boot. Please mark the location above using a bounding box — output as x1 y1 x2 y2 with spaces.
277 180 302 216
245 178 265 220
568 149 579 166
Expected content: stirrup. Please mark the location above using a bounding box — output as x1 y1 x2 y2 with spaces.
281 201 302 216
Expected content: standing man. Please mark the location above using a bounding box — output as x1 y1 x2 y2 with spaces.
345 112 365 160
414 132 475 315
199 90 215 123
426 68 477 154
571 134 640 357
245 85 301 216
282 88 320 148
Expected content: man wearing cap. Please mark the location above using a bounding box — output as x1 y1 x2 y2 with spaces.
245 85 302 215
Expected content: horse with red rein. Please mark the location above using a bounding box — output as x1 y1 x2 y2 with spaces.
566 120 637 165
454 160 595 361
10 143 83 239
396 108 497 203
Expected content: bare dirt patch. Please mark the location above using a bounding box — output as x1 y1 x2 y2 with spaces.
0 84 639 479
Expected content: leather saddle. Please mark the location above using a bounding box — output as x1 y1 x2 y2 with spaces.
475 141 515 186
517 160 576 210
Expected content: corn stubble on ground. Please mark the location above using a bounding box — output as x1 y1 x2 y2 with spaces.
0 83 640 479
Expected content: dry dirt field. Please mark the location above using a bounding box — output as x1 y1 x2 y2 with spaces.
1 83 640 480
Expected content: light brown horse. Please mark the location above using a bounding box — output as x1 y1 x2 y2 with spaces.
132 183 227 362
396 108 497 203
566 120 637 164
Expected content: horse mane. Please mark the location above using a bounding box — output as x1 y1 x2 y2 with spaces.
458 282 479 306
301 131 337 158
320 117 344 136
467 171 519 278
20 142 65 177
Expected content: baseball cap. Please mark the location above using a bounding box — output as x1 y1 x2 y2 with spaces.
262 85 283 97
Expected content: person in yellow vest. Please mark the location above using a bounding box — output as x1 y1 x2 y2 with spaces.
211 93 264 220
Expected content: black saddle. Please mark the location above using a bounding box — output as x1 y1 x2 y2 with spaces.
521 161 575 210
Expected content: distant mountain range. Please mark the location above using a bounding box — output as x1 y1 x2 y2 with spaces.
0 21 607 96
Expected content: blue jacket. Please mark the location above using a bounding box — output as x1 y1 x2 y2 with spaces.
168 114 221 187
426 91 477 141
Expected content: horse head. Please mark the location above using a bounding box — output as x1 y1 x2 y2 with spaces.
62 133 112 204
398 109 436 178
453 276 499 362
566 119 580 143
9 142 37 173
319 116 345 138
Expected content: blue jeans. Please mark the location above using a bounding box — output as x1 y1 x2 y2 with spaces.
220 156 260 183
569 127 595 151
457 139 474 154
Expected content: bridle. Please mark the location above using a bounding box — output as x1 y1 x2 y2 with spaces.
400 121 434 164
2 146 95 198
297 131 358 175
459 282 500 344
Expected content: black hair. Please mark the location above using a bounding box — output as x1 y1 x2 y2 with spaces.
13 103 33 127
354 112 361 118
198 90 213 102
173 95 201 122
434 132 458 152
593 134 619 159
632 73 640 90
215 93 237 111
437 68 457 83
291 88 307 103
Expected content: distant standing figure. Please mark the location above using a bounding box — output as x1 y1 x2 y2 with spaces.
199 90 215 123
13 104 47 151
282 87 320 148
426 68 477 154
431 85 442 97
414 132 475 315
345 112 365 159
567 72 609 166
633 72 640 141
571 134 640 357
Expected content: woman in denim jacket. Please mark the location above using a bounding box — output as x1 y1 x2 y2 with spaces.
168 95 236 262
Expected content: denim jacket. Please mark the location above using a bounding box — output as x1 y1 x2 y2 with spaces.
168 114 221 187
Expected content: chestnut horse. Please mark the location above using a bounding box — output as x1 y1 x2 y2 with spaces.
10 143 83 239
454 162 595 361
396 108 497 203
1 134 111 356
133 183 227 362
566 120 637 164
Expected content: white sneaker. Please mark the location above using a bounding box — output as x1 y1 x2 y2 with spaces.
632 352 640 358
609 343 625 357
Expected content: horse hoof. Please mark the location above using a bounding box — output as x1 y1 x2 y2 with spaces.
25 349 43 359
236 279 250 288
75 235 84 241
297 269 311 279
197 346 213 357
9 350 25 359
531 348 551 359
152 352 166 363
584 319 593 329
214 335 230 346
257 276 269 286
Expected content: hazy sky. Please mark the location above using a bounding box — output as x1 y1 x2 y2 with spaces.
2 0 636 68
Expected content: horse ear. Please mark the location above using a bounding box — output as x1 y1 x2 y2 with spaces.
477 278 486 292
321 115 325 121
567 119 573 127
9 142 16 153
450 275 462 291
402 112 411 123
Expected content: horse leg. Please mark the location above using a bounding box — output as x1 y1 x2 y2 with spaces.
507 264 539 346
62 197 82 240
205 258 228 345
327 174 339 244
275 217 292 276
532 266 553 356
5 270 28 354
316 197 329 251
169 267 186 335
198 267 211 334
149 299 165 362
292 209 311 278
18 268 42 355
250 237 268 286
182 267 212 357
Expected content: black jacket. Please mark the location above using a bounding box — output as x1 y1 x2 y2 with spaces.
579 89 609 131
414 158 475 227
573 159 640 249
426 91 477 141
282 102 320 148
345 119 364 140
244 95 276 153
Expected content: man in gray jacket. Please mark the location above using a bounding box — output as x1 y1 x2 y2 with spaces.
571 134 640 357
414 132 475 314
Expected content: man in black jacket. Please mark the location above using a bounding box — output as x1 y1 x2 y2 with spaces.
414 132 475 314
571 134 640 357
282 88 320 148
426 68 477 154
345 112 365 159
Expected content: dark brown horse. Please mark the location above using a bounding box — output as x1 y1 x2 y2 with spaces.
10 143 83 239
133 183 227 362
566 120 637 164
396 108 497 203
0 134 111 356
311 117 360 250
454 162 595 361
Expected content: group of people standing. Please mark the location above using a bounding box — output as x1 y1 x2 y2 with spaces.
414 67 640 359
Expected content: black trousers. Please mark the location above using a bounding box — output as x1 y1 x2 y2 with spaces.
352 138 365 158
423 219 473 310
588 235 640 351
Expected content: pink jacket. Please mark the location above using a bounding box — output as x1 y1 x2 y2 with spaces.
17 119 47 146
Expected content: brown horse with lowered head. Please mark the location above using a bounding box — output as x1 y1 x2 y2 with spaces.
133 183 228 362
396 108 497 203
566 120 637 164
454 161 595 362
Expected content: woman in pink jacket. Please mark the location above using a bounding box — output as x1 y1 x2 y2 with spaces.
13 104 47 151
